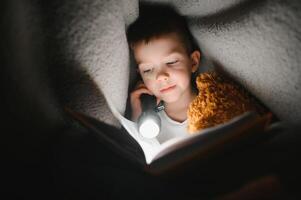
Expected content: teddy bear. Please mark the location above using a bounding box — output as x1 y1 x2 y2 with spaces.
187 71 266 133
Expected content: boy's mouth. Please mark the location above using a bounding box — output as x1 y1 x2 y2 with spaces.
160 85 176 93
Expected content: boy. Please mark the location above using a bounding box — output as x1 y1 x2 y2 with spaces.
127 4 200 143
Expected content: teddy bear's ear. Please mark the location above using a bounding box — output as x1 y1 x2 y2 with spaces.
190 50 201 73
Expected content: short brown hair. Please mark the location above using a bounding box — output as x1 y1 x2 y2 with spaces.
126 3 199 54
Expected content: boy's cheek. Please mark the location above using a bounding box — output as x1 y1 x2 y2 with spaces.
142 73 156 81
144 81 157 93
144 81 153 89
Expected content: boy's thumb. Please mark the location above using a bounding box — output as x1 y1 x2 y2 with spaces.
156 98 161 105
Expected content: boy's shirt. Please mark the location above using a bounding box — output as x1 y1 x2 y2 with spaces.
156 110 189 144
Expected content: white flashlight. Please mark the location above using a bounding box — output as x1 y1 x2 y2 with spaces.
137 94 162 139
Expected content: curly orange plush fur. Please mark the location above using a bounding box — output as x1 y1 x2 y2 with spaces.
187 71 264 133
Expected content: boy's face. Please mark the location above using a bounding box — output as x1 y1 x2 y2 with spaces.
132 32 200 103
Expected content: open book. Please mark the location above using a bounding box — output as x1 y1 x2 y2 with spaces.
65 108 272 173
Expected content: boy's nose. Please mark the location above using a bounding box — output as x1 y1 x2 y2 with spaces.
156 71 169 81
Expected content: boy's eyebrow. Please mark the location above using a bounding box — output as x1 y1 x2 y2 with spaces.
138 62 153 67
165 52 181 58
136 46 185 66
137 60 146 67
137 52 182 66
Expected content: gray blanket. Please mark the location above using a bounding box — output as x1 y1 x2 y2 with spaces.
11 0 301 127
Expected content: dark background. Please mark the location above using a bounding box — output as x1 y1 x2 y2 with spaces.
1 0 301 199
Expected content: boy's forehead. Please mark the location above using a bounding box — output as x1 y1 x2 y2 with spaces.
133 33 187 63
140 32 184 46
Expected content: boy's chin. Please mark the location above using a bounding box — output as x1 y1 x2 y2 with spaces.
161 95 179 104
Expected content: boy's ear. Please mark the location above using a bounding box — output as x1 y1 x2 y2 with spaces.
190 50 201 73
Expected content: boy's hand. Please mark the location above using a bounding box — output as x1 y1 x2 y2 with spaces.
130 81 159 122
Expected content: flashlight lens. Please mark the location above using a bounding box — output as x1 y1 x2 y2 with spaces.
139 119 160 138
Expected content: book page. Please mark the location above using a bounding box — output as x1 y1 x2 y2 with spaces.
67 104 264 166
117 113 162 164
119 111 259 164
102 95 162 164
89 94 264 165
148 112 255 163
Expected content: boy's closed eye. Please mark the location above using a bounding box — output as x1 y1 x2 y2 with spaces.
166 60 178 65
143 68 153 74
139 65 154 74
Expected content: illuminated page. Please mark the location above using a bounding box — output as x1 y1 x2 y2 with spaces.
148 112 258 164
104 95 161 164
116 114 161 164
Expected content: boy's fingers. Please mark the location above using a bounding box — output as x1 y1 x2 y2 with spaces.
131 88 153 98
156 98 161 105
